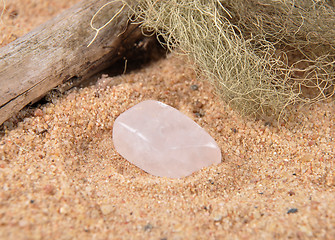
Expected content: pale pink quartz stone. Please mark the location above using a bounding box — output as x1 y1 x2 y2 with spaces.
113 100 221 178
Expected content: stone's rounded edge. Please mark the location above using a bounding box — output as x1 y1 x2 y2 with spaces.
134 99 164 109
156 100 170 108
217 148 223 164
112 117 125 159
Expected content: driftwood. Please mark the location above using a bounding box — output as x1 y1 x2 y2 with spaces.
0 0 156 125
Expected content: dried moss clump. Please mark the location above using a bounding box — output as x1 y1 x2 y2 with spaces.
97 0 335 120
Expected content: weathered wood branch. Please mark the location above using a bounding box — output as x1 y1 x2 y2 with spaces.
0 0 151 125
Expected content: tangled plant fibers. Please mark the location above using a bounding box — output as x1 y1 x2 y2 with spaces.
92 0 335 120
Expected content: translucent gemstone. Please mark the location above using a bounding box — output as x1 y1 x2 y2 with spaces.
112 100 221 178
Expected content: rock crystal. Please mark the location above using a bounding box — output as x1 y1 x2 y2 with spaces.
113 100 221 178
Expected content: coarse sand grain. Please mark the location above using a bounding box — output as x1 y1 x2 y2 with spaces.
0 1 334 239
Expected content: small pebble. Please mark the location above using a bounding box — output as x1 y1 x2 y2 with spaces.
100 204 115 215
190 84 199 90
144 223 153 231
194 111 204 118
213 214 223 222
287 208 298 214
34 109 44 117
288 190 295 196
194 100 203 108
44 184 56 195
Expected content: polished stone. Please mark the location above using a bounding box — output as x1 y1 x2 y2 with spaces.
113 100 221 178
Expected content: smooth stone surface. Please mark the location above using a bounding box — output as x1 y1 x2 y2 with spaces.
112 100 221 178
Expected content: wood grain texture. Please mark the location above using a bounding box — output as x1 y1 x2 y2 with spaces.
0 0 143 125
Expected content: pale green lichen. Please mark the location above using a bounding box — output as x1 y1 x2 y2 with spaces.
92 0 335 120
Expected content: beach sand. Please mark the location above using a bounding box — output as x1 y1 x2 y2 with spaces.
1 1 334 239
